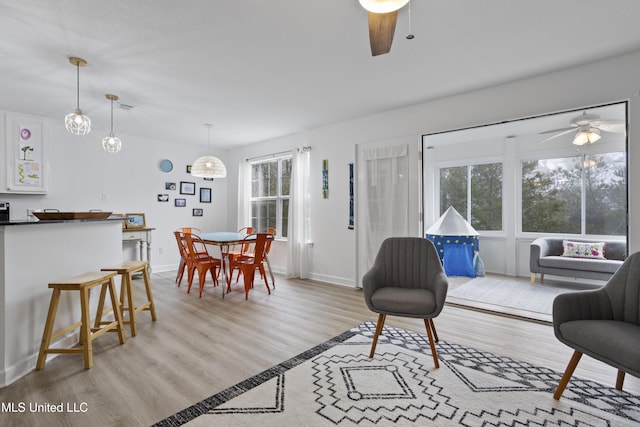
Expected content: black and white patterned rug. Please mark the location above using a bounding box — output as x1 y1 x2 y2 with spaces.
153 322 640 426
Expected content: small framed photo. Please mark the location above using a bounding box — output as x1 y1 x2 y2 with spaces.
180 181 196 195
186 165 192 174
157 194 169 202
175 198 186 207
192 208 203 217
165 182 176 190
200 187 212 203
125 213 146 228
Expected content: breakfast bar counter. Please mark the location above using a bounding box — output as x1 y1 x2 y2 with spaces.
0 218 123 387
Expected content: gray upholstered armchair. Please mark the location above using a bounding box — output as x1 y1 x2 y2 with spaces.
363 237 448 368
552 251 640 399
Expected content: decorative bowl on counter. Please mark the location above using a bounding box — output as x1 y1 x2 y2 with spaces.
33 211 113 221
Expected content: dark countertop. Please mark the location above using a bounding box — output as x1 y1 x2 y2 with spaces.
0 218 125 226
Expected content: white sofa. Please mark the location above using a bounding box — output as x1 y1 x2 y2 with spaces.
529 237 626 285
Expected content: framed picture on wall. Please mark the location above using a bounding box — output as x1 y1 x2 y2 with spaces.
192 208 203 217
200 187 212 203
180 181 196 195
3 113 48 194
175 198 186 207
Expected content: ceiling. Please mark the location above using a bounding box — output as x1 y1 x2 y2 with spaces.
2 1 640 150
423 102 627 148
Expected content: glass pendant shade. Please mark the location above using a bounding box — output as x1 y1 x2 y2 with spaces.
65 109 91 135
359 0 409 13
573 128 601 146
65 57 91 135
102 133 122 153
102 94 122 153
191 123 226 178
191 155 227 178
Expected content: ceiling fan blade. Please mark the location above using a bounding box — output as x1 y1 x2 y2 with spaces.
538 128 576 144
368 11 398 56
596 122 626 133
539 126 574 135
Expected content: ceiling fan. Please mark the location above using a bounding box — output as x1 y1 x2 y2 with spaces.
359 0 410 56
539 111 625 146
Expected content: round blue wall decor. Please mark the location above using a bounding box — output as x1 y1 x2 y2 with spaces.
159 159 173 173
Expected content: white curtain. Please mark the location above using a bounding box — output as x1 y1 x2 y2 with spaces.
287 148 311 278
237 160 252 229
361 144 409 272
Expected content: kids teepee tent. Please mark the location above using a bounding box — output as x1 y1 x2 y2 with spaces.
425 206 482 277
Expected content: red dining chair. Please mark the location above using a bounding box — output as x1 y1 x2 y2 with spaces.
260 227 276 255
174 227 202 285
231 229 275 287
184 232 222 297
174 231 190 287
174 230 210 289
227 227 254 283
258 227 276 288
227 227 254 258
230 233 271 299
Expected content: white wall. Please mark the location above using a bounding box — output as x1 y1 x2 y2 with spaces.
0 115 229 272
226 49 640 286
4 49 640 285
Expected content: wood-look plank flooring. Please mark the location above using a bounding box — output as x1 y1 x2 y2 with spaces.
1 271 638 427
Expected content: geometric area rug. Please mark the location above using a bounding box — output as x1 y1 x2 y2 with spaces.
153 322 640 426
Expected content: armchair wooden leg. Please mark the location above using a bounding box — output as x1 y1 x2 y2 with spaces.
554 350 582 400
429 319 439 342
530 273 536 285
369 314 386 358
424 319 440 368
616 370 625 391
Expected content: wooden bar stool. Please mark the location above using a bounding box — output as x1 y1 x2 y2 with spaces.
36 271 126 370
101 260 157 337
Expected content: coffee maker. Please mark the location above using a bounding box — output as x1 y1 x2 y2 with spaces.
0 202 10 222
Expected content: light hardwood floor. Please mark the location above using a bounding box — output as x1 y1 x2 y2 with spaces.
1 271 638 426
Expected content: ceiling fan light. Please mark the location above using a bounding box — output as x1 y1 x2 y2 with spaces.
359 0 409 14
573 128 601 146
191 155 227 179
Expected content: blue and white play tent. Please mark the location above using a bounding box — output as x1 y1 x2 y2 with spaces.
426 206 483 277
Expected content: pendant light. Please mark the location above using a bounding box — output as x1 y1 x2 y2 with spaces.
359 0 409 13
64 56 91 135
102 94 122 153
191 124 227 179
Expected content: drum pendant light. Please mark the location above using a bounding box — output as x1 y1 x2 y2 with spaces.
191 124 227 179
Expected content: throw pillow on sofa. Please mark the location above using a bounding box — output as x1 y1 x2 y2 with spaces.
562 240 606 259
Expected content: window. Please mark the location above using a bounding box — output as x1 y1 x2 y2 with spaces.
521 152 626 235
250 156 291 238
439 162 503 231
